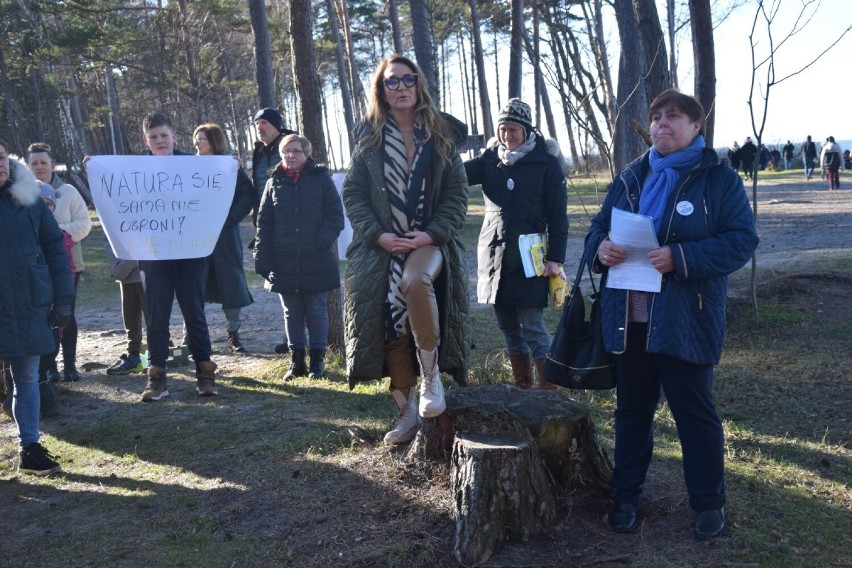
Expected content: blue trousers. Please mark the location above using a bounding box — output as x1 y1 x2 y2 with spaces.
139 258 211 369
279 291 329 350
612 323 726 512
10 355 40 447
493 304 551 360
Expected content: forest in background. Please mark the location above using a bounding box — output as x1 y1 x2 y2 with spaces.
0 0 768 189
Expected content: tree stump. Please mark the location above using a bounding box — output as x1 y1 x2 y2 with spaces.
407 384 613 564
451 430 556 565
408 384 612 491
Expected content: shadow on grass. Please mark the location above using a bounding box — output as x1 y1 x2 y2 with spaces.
0 370 460 567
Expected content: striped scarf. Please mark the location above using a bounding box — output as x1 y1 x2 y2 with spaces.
383 116 433 339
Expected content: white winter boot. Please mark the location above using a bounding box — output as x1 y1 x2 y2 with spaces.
383 388 420 445
417 347 446 418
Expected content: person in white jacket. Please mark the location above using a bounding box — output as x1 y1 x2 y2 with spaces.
819 136 844 190
26 143 92 382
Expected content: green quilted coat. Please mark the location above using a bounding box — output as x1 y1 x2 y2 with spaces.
342 127 471 389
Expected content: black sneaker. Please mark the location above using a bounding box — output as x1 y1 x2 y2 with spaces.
18 443 61 476
106 353 144 375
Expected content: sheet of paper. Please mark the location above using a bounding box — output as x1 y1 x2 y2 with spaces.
606 208 662 293
518 233 548 278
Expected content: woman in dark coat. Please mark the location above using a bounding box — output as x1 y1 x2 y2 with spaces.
464 98 568 390
0 139 74 475
193 124 254 352
254 134 344 380
588 90 758 540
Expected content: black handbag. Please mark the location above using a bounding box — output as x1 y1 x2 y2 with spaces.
544 251 617 390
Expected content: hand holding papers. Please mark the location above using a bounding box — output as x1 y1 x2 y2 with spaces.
606 208 662 293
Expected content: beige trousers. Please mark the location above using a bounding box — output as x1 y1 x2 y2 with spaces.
385 245 443 391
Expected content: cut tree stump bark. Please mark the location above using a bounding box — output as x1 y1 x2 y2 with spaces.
451 430 557 565
408 384 612 490
406 384 613 565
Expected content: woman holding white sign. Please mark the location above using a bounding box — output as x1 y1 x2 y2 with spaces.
586 90 758 540
27 143 92 383
192 124 254 353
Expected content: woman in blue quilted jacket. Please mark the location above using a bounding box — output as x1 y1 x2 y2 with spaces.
0 138 75 475
585 90 758 541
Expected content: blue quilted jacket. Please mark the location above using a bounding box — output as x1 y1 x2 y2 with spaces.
584 148 758 365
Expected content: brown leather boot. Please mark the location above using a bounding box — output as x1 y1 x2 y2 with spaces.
509 353 534 389
141 366 169 402
195 361 218 396
535 358 558 391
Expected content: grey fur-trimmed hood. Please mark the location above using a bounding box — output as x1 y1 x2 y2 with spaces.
3 159 41 207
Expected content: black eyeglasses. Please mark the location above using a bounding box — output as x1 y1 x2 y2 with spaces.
383 74 417 90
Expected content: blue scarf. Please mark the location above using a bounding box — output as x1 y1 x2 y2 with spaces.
640 135 705 231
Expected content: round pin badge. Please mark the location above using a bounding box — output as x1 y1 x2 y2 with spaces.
507 178 515 190
676 201 694 216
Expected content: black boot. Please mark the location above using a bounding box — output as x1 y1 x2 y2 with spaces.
308 349 326 379
41 354 61 384
63 360 81 382
39 376 59 418
283 349 307 380
228 330 247 353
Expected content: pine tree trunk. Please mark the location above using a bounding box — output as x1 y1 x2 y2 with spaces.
507 0 524 99
408 0 439 104
326 0 356 152
468 0 493 141
689 0 716 146
248 0 276 108
289 0 326 161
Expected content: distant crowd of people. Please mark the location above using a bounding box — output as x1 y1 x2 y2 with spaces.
2 62 762 542
727 135 845 189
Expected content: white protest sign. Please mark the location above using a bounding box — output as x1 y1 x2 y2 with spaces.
332 171 352 260
86 155 237 260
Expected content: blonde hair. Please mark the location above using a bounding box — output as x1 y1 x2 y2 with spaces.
279 134 312 159
360 54 456 162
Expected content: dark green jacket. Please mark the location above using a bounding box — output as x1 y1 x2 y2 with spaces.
342 124 471 388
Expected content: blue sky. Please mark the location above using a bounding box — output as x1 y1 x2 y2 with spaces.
696 0 851 149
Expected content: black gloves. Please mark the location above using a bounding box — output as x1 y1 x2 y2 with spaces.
49 303 72 328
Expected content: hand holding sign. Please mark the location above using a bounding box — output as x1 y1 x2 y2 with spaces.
87 155 237 260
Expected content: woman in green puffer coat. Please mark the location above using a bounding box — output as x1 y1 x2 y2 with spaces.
343 54 470 445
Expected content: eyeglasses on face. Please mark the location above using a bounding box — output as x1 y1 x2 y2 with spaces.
383 73 417 90
194 137 208 143
282 149 304 156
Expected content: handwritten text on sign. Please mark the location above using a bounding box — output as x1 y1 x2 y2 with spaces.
87 155 237 260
